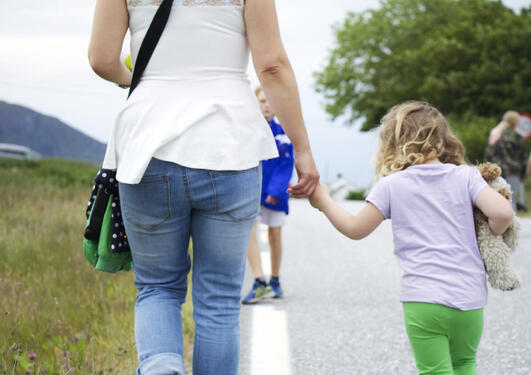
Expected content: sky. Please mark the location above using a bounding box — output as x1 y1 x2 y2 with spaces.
1 0 529 188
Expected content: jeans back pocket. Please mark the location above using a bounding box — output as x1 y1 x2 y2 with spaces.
120 174 171 231
212 167 261 222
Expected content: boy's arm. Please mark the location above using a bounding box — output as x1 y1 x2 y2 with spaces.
475 186 514 235
266 142 294 201
310 185 384 240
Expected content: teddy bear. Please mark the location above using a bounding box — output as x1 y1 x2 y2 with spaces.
474 162 521 291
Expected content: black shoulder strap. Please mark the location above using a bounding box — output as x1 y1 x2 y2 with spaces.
128 0 174 98
84 187 111 241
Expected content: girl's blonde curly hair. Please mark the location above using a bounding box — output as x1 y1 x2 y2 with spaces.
375 101 466 177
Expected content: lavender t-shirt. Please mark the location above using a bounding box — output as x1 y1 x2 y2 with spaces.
366 164 489 310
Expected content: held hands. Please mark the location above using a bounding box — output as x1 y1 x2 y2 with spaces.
309 184 331 211
287 149 320 198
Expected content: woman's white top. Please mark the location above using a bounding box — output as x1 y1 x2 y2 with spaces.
102 0 278 183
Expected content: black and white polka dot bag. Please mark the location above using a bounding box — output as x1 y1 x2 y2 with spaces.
84 169 130 254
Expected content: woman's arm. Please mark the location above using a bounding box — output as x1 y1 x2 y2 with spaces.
475 186 514 235
88 0 132 86
309 185 384 240
244 0 319 198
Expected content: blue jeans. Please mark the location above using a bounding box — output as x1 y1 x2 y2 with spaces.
119 158 261 375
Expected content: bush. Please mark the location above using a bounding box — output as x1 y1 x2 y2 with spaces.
447 113 495 164
345 189 366 201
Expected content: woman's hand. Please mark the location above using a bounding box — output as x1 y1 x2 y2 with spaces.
288 150 319 198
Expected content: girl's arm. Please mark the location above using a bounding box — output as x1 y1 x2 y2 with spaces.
309 184 385 240
475 186 514 235
244 0 319 198
88 0 132 86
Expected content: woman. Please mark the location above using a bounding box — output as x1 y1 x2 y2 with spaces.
88 1 319 374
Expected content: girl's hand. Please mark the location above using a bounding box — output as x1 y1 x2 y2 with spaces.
309 184 330 211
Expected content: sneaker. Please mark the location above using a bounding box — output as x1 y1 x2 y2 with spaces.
242 281 274 304
269 277 283 298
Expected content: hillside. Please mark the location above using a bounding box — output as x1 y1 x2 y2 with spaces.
0 100 105 164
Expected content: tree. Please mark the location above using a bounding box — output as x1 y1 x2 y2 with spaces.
315 0 531 133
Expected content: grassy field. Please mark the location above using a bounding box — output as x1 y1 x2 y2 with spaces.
521 179 531 218
0 159 194 375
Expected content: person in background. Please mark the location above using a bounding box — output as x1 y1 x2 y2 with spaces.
489 111 528 211
484 111 512 162
242 87 294 304
88 0 319 374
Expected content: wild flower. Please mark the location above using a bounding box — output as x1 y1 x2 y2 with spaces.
28 352 37 360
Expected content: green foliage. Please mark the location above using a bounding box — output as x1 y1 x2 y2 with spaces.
447 113 495 164
524 179 531 218
0 159 194 374
345 189 367 201
315 0 531 130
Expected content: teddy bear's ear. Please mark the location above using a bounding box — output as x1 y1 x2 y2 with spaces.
477 162 502 181
498 188 512 201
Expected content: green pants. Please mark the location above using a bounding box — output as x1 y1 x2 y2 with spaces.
403 302 484 375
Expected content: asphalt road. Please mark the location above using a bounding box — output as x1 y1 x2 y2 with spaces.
239 199 531 375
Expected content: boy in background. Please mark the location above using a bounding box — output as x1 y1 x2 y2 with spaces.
242 87 294 304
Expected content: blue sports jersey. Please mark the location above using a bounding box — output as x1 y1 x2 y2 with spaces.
261 119 294 214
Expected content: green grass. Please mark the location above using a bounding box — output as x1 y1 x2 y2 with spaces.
520 179 531 218
0 159 194 375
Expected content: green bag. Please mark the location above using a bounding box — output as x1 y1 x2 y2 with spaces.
84 195 132 273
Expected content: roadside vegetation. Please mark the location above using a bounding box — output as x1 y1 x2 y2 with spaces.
316 0 531 163
0 158 193 375
345 189 366 201
522 179 531 218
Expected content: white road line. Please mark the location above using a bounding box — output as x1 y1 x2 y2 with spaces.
250 224 292 375
258 223 271 277
250 305 292 375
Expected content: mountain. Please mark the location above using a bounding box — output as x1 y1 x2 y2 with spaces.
0 100 105 165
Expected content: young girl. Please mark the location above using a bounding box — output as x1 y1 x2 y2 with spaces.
309 101 514 375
